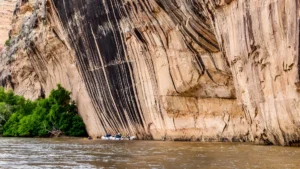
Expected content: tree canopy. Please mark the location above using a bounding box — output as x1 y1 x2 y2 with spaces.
0 84 87 137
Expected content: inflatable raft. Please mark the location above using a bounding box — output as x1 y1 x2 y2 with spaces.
101 135 137 140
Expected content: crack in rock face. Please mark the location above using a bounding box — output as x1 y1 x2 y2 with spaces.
0 0 299 145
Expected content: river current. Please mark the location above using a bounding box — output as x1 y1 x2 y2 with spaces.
0 138 300 168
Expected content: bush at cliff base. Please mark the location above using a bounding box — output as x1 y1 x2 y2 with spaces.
0 84 87 137
0 102 13 133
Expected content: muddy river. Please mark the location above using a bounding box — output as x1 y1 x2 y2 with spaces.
0 138 300 168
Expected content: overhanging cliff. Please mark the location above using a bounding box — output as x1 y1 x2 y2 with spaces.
0 0 299 145
50 0 246 140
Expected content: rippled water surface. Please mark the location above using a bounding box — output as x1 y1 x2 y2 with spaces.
1 138 300 168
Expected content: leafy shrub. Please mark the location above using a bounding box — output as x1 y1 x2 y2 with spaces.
0 102 13 133
4 39 10 46
0 85 87 137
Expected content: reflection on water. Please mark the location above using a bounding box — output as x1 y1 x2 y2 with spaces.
0 138 300 168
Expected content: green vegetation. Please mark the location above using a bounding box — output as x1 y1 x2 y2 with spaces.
0 103 13 133
0 85 87 137
4 39 10 46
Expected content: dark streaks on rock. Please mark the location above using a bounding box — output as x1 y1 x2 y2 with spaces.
53 0 147 135
48 0 244 140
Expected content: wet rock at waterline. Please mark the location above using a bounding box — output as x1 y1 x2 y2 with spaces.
0 0 299 146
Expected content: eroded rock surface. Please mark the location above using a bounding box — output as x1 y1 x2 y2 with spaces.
0 0 299 145
0 0 16 51
210 0 300 145
49 0 247 141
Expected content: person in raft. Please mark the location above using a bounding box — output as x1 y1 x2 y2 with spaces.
115 133 122 139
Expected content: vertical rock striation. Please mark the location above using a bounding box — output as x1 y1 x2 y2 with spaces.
207 0 300 145
0 0 299 145
50 0 247 140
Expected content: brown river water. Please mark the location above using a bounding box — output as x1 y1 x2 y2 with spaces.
0 138 300 169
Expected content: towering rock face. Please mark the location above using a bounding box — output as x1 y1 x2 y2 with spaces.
51 0 247 140
0 0 299 145
209 0 300 145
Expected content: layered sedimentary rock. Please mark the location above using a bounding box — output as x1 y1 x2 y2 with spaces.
0 0 299 145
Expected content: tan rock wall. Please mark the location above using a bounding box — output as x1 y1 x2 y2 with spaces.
204 0 300 145
120 0 247 141
1 0 299 145
50 0 248 141
0 0 16 51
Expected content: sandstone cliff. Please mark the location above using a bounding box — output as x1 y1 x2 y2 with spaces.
0 0 299 145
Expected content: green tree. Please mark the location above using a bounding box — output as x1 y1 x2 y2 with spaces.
0 102 13 133
2 84 87 137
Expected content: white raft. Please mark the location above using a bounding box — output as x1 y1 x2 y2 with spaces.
101 136 137 140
